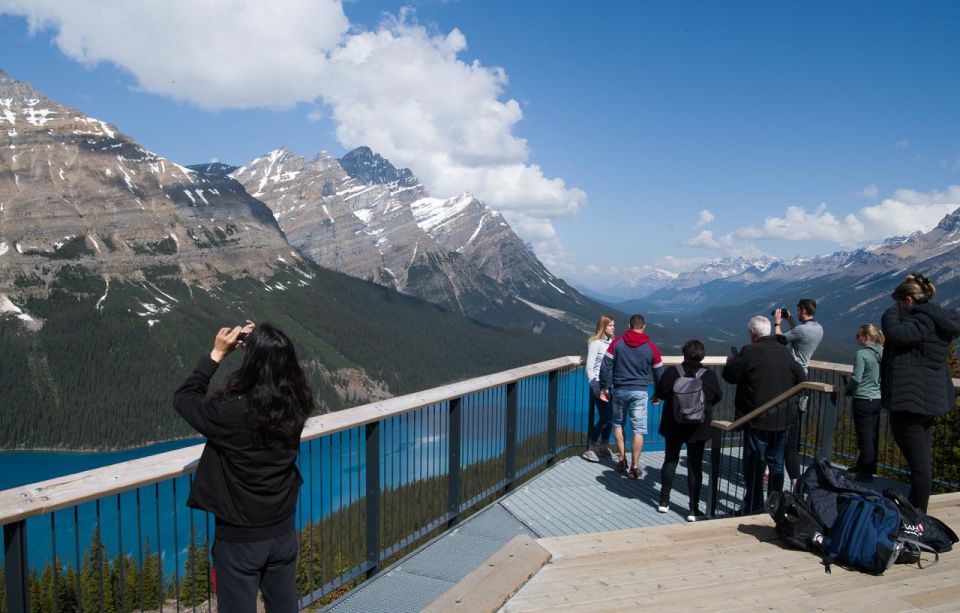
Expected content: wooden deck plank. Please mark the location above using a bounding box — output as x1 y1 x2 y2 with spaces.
503 492 960 612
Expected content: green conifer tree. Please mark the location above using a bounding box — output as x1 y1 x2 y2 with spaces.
179 526 211 606
80 528 116 613
138 539 164 610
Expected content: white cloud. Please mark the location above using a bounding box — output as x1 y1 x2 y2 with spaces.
0 1 584 249
683 186 960 254
896 139 910 150
854 184 879 200
695 209 715 227
306 109 324 122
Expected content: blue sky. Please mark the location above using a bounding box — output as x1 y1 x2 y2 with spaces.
2 1 959 293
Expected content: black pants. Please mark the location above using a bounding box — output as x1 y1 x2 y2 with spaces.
213 532 299 613
851 397 882 476
660 437 706 511
889 411 935 512
587 393 613 445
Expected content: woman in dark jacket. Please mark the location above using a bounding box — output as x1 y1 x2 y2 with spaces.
881 274 960 512
656 339 722 521
175 321 314 612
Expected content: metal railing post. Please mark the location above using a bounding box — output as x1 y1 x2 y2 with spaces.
365 421 381 577
547 370 559 465
708 428 722 518
447 397 462 527
505 382 518 491
821 391 838 462
4 520 30 613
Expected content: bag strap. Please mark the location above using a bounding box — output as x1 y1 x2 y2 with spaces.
695 368 707 379
899 538 940 569
675 364 685 377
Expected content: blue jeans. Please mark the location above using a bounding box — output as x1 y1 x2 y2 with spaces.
742 426 786 515
588 393 613 445
612 389 648 435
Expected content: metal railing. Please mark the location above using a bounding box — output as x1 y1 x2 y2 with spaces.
2 355 958 611
1 356 586 612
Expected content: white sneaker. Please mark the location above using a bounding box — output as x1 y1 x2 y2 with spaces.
581 448 600 463
686 511 706 522
657 504 669 513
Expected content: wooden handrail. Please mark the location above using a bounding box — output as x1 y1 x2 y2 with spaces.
710 381 834 432
1 353 953 525
0 355 581 525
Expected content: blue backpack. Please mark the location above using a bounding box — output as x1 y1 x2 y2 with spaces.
825 492 902 574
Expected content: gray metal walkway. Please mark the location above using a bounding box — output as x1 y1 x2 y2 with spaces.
323 451 911 612
324 451 698 612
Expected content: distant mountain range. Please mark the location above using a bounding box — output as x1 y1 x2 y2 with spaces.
0 68 616 449
609 209 960 361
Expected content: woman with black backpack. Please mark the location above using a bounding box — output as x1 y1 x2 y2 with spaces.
655 339 722 521
882 274 960 512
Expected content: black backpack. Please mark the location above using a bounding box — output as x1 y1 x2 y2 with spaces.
766 490 826 552
883 488 959 555
794 457 872 531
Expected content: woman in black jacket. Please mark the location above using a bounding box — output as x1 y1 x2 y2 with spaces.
881 274 960 512
656 339 722 521
175 321 313 612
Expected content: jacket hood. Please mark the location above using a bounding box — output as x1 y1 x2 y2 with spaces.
623 330 651 348
912 303 960 337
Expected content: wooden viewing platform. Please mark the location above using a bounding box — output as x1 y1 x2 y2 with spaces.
501 492 960 612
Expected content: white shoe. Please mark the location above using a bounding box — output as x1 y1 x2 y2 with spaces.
657 504 669 513
581 448 600 463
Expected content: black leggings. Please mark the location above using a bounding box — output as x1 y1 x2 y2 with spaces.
889 411 935 512
660 437 706 508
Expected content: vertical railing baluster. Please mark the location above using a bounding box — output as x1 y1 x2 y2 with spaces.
137 488 144 613
155 483 163 613
173 479 180 612
708 428 722 518
51 512 59 610
447 397 462 527
97 499 105 609
74 505 81 609
365 421 381 577
822 389 838 461
118 494 125 613
505 382 518 491
548 370 559 466
3 520 30 613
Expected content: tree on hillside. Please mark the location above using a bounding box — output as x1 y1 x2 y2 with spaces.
932 343 960 491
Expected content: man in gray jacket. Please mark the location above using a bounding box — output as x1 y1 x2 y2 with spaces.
774 298 823 485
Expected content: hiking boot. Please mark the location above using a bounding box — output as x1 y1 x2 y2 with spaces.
627 467 640 480
617 458 628 473
581 448 600 463
597 446 615 459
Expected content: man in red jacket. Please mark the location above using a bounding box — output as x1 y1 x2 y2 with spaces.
599 314 664 480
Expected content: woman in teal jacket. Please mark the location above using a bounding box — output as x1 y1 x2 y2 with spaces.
845 323 884 482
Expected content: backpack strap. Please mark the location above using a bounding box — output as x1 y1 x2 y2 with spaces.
675 364 685 377
898 538 940 569
695 368 707 379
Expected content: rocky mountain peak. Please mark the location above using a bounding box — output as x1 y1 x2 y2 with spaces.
339 146 416 187
936 206 960 234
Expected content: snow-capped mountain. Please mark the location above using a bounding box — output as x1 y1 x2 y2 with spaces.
232 146 605 334
0 68 298 300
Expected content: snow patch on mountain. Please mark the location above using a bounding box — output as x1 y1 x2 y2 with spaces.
411 193 476 234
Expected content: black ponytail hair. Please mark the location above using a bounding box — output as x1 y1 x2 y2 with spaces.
216 323 314 445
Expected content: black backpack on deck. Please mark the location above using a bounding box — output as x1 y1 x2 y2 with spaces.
766 490 826 552
794 457 872 531
883 488 959 556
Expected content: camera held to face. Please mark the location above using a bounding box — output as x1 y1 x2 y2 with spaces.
771 307 790 319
